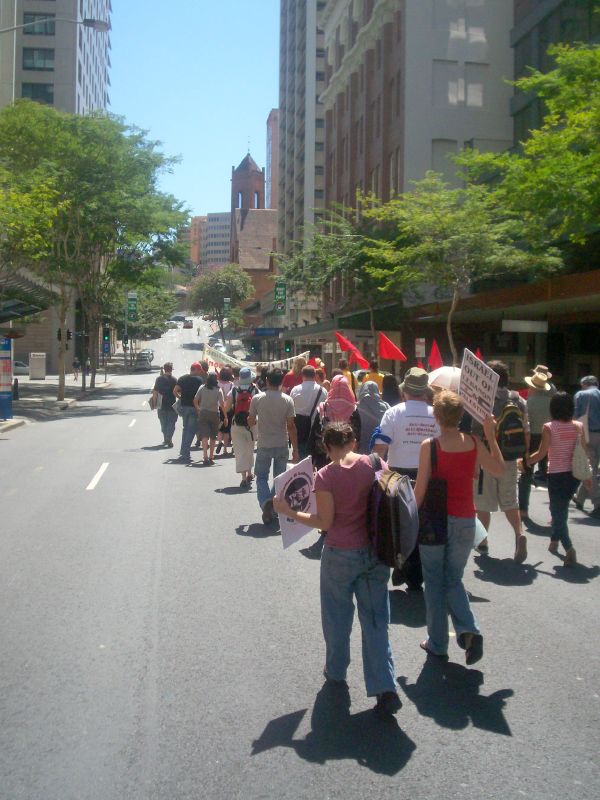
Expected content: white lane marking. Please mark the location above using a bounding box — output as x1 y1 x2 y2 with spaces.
34 465 44 472
142 400 148 407
129 419 136 428
86 462 109 491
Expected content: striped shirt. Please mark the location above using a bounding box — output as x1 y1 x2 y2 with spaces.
544 420 583 474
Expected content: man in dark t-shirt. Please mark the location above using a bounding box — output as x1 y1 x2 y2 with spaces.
152 362 177 447
173 362 205 462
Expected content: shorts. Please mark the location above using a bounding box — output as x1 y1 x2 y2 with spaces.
474 460 519 512
197 410 220 439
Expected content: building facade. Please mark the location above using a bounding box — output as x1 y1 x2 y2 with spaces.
189 215 206 271
266 108 279 210
320 0 514 207
0 0 112 113
201 213 231 272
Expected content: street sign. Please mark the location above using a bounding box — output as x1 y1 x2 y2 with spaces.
223 297 231 314
415 337 426 358
127 291 138 322
274 281 286 315
102 341 110 355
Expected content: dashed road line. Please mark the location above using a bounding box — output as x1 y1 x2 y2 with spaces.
129 419 136 428
86 462 109 491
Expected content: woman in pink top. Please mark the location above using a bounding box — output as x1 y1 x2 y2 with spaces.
414 391 505 664
528 392 591 565
273 421 402 719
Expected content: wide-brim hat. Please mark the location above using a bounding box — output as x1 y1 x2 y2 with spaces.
400 367 429 394
524 370 552 391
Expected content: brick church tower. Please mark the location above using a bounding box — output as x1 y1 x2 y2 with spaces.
231 152 265 212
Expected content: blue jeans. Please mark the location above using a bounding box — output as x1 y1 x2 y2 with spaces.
320 545 396 697
179 406 198 459
419 516 479 656
548 471 578 551
255 446 289 509
158 406 177 442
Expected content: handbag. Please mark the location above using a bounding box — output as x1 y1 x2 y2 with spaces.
418 439 448 546
572 430 592 481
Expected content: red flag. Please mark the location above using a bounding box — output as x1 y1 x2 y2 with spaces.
335 331 355 352
428 339 443 371
474 347 483 361
417 359 425 369
349 348 370 369
378 332 407 361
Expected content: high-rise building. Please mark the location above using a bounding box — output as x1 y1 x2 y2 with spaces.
0 0 112 113
201 213 231 272
190 215 207 271
266 108 279 210
319 0 514 206
278 0 326 256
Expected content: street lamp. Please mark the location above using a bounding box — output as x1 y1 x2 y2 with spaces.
0 17 111 35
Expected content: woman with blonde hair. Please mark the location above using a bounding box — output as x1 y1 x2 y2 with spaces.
414 390 505 664
282 356 307 394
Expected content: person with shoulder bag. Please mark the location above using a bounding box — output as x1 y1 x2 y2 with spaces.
273 422 402 719
413 391 505 664
226 367 258 489
290 365 328 460
528 392 593 565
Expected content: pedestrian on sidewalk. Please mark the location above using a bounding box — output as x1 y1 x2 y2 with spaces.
413 391 505 664
273 422 402 719
528 392 592 565
226 367 259 488
519 366 555 518
574 375 600 518
72 357 81 381
194 373 226 464
248 368 298 524
473 360 529 563
152 361 177 447
173 362 205 463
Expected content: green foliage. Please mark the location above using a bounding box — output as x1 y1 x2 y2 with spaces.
362 173 562 364
188 264 254 341
107 285 178 340
457 42 600 243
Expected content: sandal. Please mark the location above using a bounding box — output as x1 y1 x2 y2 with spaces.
419 641 448 659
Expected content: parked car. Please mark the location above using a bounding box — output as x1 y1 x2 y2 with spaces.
13 360 29 375
138 349 154 362
183 319 194 329
166 321 178 329
133 356 153 371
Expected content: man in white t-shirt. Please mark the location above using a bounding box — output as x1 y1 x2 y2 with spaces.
290 365 327 460
372 367 439 588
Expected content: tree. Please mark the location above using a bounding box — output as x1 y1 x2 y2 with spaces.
362 173 563 365
188 264 253 343
0 101 187 398
457 42 600 244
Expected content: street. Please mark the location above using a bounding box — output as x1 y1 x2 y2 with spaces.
1 320 599 800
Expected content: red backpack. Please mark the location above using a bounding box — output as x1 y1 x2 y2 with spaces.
233 387 254 427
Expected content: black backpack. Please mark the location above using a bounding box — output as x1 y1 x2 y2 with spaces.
495 393 526 461
367 454 420 568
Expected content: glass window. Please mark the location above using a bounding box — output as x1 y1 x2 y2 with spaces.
22 82 54 104
23 48 55 71
23 13 55 35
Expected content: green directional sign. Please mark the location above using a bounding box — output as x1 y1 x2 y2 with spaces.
274 281 286 315
127 291 138 322
223 296 231 314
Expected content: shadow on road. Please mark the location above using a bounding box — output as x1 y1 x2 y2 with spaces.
251 681 416 775
473 554 539 587
523 518 553 537
534 563 600 584
389 589 426 628
398 656 513 735
236 522 281 538
215 486 252 495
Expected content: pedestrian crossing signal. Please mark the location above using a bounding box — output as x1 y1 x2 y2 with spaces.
284 340 292 353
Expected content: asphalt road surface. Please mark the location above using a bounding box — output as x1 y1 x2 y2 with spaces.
1 318 599 800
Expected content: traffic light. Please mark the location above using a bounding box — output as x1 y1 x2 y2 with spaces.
57 328 62 341
123 334 129 345
102 327 110 342
284 340 293 353
66 329 72 341
250 342 258 353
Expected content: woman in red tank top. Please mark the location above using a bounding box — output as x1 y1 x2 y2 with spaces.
413 391 505 665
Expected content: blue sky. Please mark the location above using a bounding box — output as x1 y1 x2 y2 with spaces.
109 0 280 218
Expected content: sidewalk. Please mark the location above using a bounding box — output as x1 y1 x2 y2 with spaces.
0 373 112 433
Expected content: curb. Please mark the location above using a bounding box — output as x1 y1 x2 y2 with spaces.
0 418 26 433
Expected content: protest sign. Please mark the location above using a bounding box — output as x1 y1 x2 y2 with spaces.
459 348 499 424
273 456 316 549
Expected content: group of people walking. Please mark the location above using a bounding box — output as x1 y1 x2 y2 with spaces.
151 353 598 719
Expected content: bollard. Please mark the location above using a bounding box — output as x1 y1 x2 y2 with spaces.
12 377 19 400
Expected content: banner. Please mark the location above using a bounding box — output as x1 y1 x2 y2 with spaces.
203 344 310 373
273 456 316 549
459 348 499 424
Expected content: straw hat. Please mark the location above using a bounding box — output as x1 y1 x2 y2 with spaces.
524 367 552 391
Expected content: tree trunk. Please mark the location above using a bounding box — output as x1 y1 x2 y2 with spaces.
89 313 99 389
446 287 460 367
56 289 69 402
368 304 377 359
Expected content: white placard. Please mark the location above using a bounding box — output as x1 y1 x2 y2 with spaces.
459 348 499 424
273 456 316 549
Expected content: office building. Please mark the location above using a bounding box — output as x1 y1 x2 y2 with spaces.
0 0 112 113
201 213 231 272
190 215 207 271
266 108 279 210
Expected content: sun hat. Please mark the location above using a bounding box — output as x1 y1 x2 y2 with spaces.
524 367 552 392
238 367 254 388
400 367 429 395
